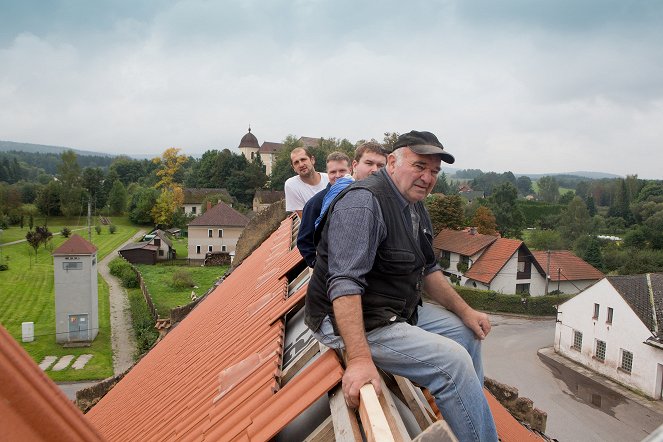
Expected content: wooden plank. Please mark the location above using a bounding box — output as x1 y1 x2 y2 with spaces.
328 385 362 442
304 415 335 442
411 421 458 442
281 338 319 384
359 384 395 442
377 377 412 441
394 375 435 431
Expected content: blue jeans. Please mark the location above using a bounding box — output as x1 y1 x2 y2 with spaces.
313 302 498 442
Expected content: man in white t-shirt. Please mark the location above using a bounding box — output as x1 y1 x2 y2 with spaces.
284 147 329 214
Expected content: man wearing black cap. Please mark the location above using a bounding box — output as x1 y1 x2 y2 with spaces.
305 130 498 441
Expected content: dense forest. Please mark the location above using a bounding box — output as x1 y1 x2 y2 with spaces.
1 137 662 276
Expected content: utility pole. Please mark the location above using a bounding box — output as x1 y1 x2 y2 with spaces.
545 250 551 295
87 197 92 242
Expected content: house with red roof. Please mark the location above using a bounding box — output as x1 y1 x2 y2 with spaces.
555 274 663 400
434 229 602 296
187 201 250 262
82 215 548 441
52 235 99 343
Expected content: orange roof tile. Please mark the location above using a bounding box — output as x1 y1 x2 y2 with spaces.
484 390 546 441
52 234 98 255
0 324 104 442
465 238 523 284
433 229 498 257
531 250 604 281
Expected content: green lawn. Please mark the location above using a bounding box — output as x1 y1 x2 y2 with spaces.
135 263 227 315
171 236 188 258
0 220 140 381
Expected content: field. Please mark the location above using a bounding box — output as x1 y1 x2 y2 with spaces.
135 263 227 315
0 217 140 381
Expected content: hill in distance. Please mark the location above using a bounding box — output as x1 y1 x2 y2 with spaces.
0 140 115 158
516 171 622 180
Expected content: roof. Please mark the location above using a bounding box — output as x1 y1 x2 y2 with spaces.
154 229 173 248
259 141 284 155
118 242 158 252
298 136 321 148
433 228 498 256
0 324 104 441
238 127 259 149
188 201 250 227
52 234 97 255
607 273 663 338
465 238 524 284
254 190 285 204
531 250 603 282
183 188 231 204
86 216 543 441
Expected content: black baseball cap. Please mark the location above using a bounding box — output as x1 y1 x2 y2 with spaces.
392 130 455 164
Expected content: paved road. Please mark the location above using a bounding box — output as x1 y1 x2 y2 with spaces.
483 314 663 442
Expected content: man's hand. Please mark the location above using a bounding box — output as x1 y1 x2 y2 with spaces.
460 307 492 340
342 356 382 408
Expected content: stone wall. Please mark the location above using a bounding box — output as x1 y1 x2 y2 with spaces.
77 371 127 413
233 199 287 268
484 376 548 434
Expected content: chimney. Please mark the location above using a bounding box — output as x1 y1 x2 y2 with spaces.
469 227 477 235
207 201 212 210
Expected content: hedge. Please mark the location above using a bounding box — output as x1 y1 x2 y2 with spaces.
516 200 565 226
454 286 573 316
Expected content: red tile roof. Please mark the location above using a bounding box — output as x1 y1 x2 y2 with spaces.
465 238 523 284
485 390 546 441
0 324 104 441
259 141 284 154
433 229 498 257
188 201 250 227
531 250 604 281
52 234 98 255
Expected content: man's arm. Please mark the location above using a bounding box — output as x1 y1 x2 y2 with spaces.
423 270 491 339
332 295 382 408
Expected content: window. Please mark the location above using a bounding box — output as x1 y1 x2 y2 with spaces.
208 229 213 238
63 261 83 270
572 330 583 351
196 245 201 254
192 206 196 214
516 283 530 295
593 303 600 319
620 349 633 373
607 307 614 324
595 340 606 362
154 238 161 246
218 229 223 238
92 258 96 266
159 250 164 256
208 245 213 252
222 245 227 252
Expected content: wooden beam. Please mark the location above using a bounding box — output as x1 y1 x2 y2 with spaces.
281 338 320 384
304 415 335 442
328 385 362 442
359 384 396 442
394 375 435 431
411 421 458 442
377 377 412 441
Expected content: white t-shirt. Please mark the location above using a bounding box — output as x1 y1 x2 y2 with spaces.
284 172 329 212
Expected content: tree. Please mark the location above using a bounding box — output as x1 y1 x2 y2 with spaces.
108 180 128 215
382 132 400 150
516 176 533 195
200 193 234 214
36 180 62 220
472 206 498 235
425 194 465 234
151 148 187 226
487 183 524 238
82 167 106 211
526 229 565 251
128 187 159 224
558 196 592 246
574 235 604 270
25 226 52 255
537 176 559 203
432 172 451 194
559 191 575 205
58 150 84 217
152 188 184 226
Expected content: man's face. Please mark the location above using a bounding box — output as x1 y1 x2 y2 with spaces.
387 148 441 203
326 160 351 185
353 151 387 181
290 149 315 178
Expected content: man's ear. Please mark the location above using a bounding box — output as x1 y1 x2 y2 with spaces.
310 156 315 166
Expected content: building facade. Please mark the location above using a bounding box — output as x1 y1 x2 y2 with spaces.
187 201 250 262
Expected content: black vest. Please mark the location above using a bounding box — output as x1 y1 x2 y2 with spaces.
305 170 436 333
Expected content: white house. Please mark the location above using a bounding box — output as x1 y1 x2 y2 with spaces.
182 188 231 217
555 274 663 400
187 201 250 263
52 235 98 343
237 127 285 176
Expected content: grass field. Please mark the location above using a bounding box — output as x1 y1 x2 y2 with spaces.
135 263 226 314
0 218 140 381
170 236 188 258
531 181 574 196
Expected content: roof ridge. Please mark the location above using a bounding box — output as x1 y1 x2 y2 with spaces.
647 273 659 335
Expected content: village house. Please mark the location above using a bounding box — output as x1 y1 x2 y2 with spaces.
118 229 174 265
182 188 232 216
555 274 663 400
187 201 250 262
237 127 285 176
252 189 285 212
434 228 602 296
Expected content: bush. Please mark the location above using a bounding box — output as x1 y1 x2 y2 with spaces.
61 227 71 238
127 289 158 355
172 269 194 289
0 264 8 271
0 215 9 229
95 225 102 235
454 286 572 316
109 224 117 234
109 257 129 278
120 267 139 288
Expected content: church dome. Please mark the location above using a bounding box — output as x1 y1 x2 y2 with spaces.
238 127 259 149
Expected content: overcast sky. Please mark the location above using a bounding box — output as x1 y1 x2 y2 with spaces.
1 1 662 178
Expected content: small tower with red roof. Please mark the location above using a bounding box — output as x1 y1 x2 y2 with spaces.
52 234 99 343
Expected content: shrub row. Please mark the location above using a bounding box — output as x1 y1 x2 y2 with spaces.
127 288 159 355
516 200 564 226
454 286 573 316
108 257 139 288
